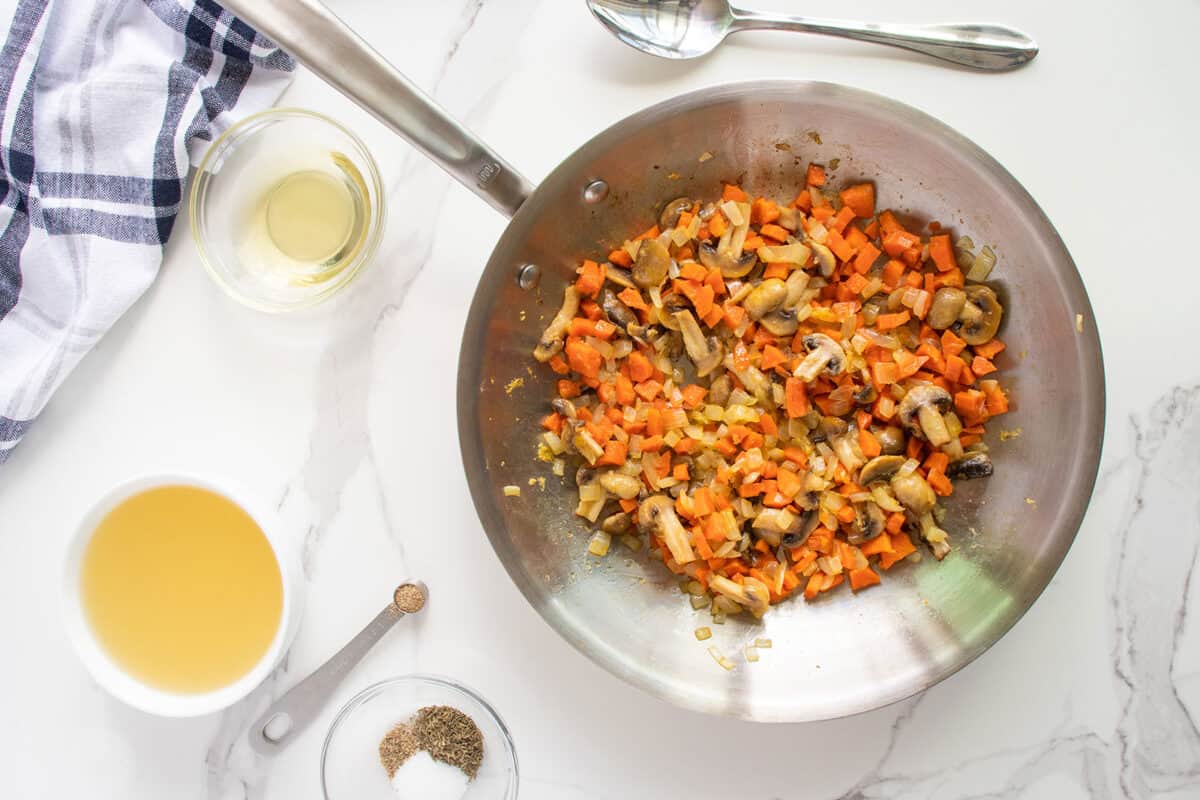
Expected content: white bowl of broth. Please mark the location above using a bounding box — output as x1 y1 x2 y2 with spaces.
62 474 304 716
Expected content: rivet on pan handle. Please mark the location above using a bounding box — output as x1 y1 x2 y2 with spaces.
218 0 534 219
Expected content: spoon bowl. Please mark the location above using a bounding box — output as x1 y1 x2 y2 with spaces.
587 0 1038 70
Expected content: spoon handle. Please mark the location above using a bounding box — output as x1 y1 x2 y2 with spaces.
247 603 410 756
730 11 1037 71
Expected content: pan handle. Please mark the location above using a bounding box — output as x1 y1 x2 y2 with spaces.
220 0 533 218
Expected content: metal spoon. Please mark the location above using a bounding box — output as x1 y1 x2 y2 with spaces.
587 0 1038 70
248 581 428 755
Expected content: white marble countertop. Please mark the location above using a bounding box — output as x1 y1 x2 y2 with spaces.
4 0 1199 797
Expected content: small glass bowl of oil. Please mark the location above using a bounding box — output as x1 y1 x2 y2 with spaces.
190 108 385 312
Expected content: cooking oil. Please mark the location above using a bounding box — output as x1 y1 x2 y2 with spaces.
238 151 370 287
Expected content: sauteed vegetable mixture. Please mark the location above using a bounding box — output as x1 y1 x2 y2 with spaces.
533 174 1008 620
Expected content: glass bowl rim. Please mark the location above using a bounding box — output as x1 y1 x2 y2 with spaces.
320 673 519 800
189 106 386 313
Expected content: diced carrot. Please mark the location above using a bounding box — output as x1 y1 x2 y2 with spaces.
723 302 747 330
826 229 855 262
793 189 812 212
541 412 563 434
760 222 790 243
893 349 928 378
634 380 663 401
929 234 956 272
955 389 988 422
858 428 882 458
574 259 606 297
860 533 893 556
882 230 921 257
761 344 788 371
839 183 875 218
784 378 810 418
708 212 727 237
831 205 856 234
854 241 881 274
878 210 906 236
849 566 881 592
806 163 826 187
845 272 870 294
568 317 617 340
608 248 633 268
633 224 660 241
627 351 654 382
836 504 857 524
565 340 602 379
640 434 664 453
880 258 906 290
722 184 748 202
875 310 911 331
596 441 628 467
804 572 825 600
928 469 953 496
705 268 726 297
940 329 966 357
547 354 570 375
758 412 779 437
750 197 781 225
617 287 649 313
680 384 707 409
742 235 766 252
618 498 639 513
679 261 707 282
673 462 690 482
980 379 1010 415
879 532 916 569
973 338 1006 359
811 204 835 223
762 263 789 280
557 379 581 399
972 355 997 376
871 361 899 386
692 528 714 560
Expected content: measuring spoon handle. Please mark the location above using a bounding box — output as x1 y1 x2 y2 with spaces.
248 604 407 755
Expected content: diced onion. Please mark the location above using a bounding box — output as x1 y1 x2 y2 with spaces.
695 626 713 640
588 531 611 556
503 485 521 497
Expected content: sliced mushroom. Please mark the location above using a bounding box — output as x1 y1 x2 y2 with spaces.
654 292 689 331
674 310 726 377
632 238 671 288
916 512 951 560
847 502 886 544
891 472 936 515
854 384 878 405
946 452 994 480
639 495 695 564
897 384 954 446
858 454 906 485
957 285 1003 345
604 265 637 290
752 507 803 546
794 333 846 382
707 374 732 406
598 471 641 499
709 574 770 618
875 426 906 455
699 240 757 278
777 206 802 232
533 285 580 362
599 287 638 332
601 512 632 535
760 307 800 337
810 241 837 277
809 414 848 444
782 509 820 547
927 287 966 330
744 278 787 320
659 197 693 230
550 397 578 419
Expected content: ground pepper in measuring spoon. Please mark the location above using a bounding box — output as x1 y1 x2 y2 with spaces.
379 705 484 799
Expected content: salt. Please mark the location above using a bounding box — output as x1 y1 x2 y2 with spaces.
389 750 469 800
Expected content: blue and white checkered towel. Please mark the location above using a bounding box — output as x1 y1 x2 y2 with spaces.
0 0 293 464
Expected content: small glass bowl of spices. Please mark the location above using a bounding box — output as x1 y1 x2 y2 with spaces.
322 675 517 800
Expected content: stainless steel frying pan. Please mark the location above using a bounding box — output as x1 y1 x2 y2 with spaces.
223 0 1104 721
